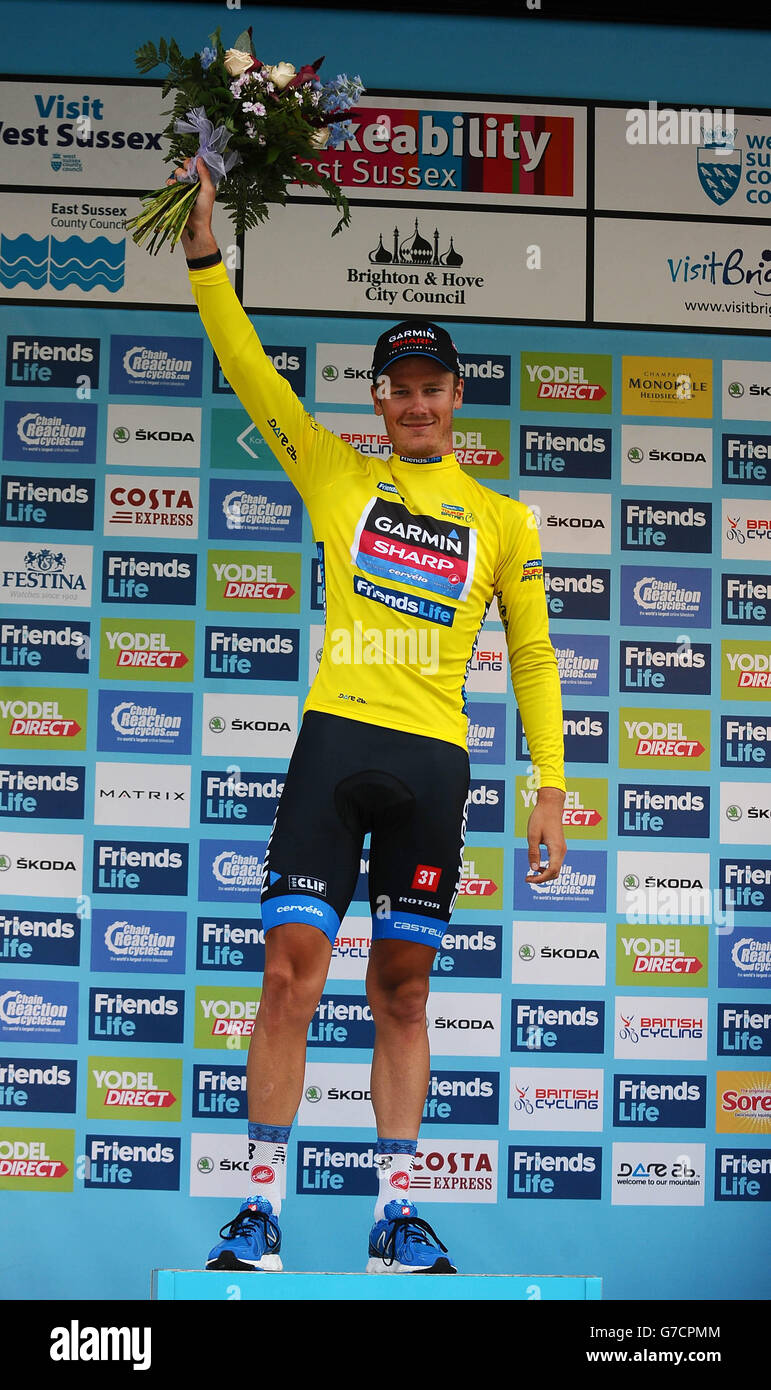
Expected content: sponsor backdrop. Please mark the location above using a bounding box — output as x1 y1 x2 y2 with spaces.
0 3 769 1304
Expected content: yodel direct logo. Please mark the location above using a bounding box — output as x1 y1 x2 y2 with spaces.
0 1127 74 1190
99 620 195 681
86 1058 182 1122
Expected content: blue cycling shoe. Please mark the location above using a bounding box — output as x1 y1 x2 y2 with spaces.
367 1199 456 1273
206 1195 283 1271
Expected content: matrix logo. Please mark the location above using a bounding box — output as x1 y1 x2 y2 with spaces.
614 996 708 1060
619 641 711 695
517 776 606 841
511 999 605 1054
196 918 265 975
193 986 262 1051
0 542 92 608
0 683 86 750
99 620 195 682
0 1127 74 1190
615 926 708 986
720 715 771 770
718 928 771 989
722 433 771 485
553 636 609 696
619 709 710 770
198 840 266 904
0 1058 76 1113
620 425 712 489
621 357 712 418
465 702 506 764
92 841 188 897
716 1071 771 1133
544 568 610 621
519 425 612 480
192 1064 247 1119
93 762 191 830
0 911 79 968
3 401 97 464
514 850 606 913
83 1134 181 1191
108 335 202 396
208 478 302 542
2 475 95 531
621 499 712 553
620 566 711 628
618 784 710 838
6 335 99 390
611 1142 705 1206
101 551 197 607
613 1074 706 1128
512 921 606 987
90 909 186 975
204 627 299 682
86 1058 182 1122
206 550 301 613
520 353 612 413
0 979 78 1043
0 763 85 821
88 988 184 1044
715 1149 771 1201
97 692 192 755
0 619 90 675
508 1146 602 1199
721 640 771 698
722 574 770 627
718 1003 771 1057
509 1067 604 1131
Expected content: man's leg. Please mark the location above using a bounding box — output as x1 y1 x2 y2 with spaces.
247 921 332 1123
366 937 434 1138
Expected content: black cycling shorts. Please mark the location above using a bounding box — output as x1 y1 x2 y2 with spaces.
261 711 470 950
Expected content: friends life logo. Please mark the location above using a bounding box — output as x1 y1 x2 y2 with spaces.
618 639 711 695
1 475 94 531
0 909 80 967
92 841 188 897
0 763 85 822
0 1058 77 1113
5 334 99 390
101 551 197 606
0 619 90 676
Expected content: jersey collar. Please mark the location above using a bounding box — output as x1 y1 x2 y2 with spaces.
390 450 460 473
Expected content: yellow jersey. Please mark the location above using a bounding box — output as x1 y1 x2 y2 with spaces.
190 261 565 790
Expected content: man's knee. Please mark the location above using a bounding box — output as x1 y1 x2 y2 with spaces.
260 926 330 1025
368 972 430 1029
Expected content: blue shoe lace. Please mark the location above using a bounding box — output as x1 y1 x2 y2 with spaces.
377 1212 448 1267
218 1202 281 1253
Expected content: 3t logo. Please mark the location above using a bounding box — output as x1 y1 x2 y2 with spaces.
411 865 442 891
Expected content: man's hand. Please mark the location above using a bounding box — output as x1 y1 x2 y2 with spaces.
167 157 218 260
525 786 567 885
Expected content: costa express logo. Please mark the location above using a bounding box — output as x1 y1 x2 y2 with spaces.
194 985 262 1051
86 1058 182 1122
206 550 301 613
721 639 771 698
0 619 90 675
516 776 607 841
619 708 710 770
103 475 199 536
351 498 476 602
716 1071 771 1133
0 1127 74 1190
621 357 712 417
99 620 194 681
520 353 612 413
0 690 86 752
0 910 79 967
615 926 708 986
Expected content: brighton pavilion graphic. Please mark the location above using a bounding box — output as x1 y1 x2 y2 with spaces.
368 219 464 267
697 138 741 207
0 234 125 291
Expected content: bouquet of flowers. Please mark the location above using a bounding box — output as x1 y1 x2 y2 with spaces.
126 26 363 253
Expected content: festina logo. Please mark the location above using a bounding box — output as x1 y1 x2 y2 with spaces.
49 1321 151 1370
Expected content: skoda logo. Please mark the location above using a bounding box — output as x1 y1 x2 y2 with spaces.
209 716 226 733
305 1086 322 1103
627 447 643 463
623 874 639 890
322 365 338 381
197 1156 214 1174
728 382 744 397
0 854 10 872
518 944 535 961
726 804 742 821
112 426 130 443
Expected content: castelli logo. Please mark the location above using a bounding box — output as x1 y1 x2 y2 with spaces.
390 1170 410 1190
251 1164 275 1184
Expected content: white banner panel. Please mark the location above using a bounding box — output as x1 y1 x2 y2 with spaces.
243 204 586 321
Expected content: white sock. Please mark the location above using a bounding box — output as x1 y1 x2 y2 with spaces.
373 1139 418 1221
247 1122 290 1215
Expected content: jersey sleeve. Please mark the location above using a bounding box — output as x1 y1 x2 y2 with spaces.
493 499 566 792
188 260 364 500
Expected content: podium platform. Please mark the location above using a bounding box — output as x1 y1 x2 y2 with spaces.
153 1269 602 1300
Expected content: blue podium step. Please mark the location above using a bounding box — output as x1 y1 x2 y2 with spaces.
153 1269 602 1300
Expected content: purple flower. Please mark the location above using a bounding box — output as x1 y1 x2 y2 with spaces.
200 46 216 71
327 120 356 148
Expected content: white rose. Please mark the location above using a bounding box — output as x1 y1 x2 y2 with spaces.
309 126 330 149
224 49 254 77
267 62 296 90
